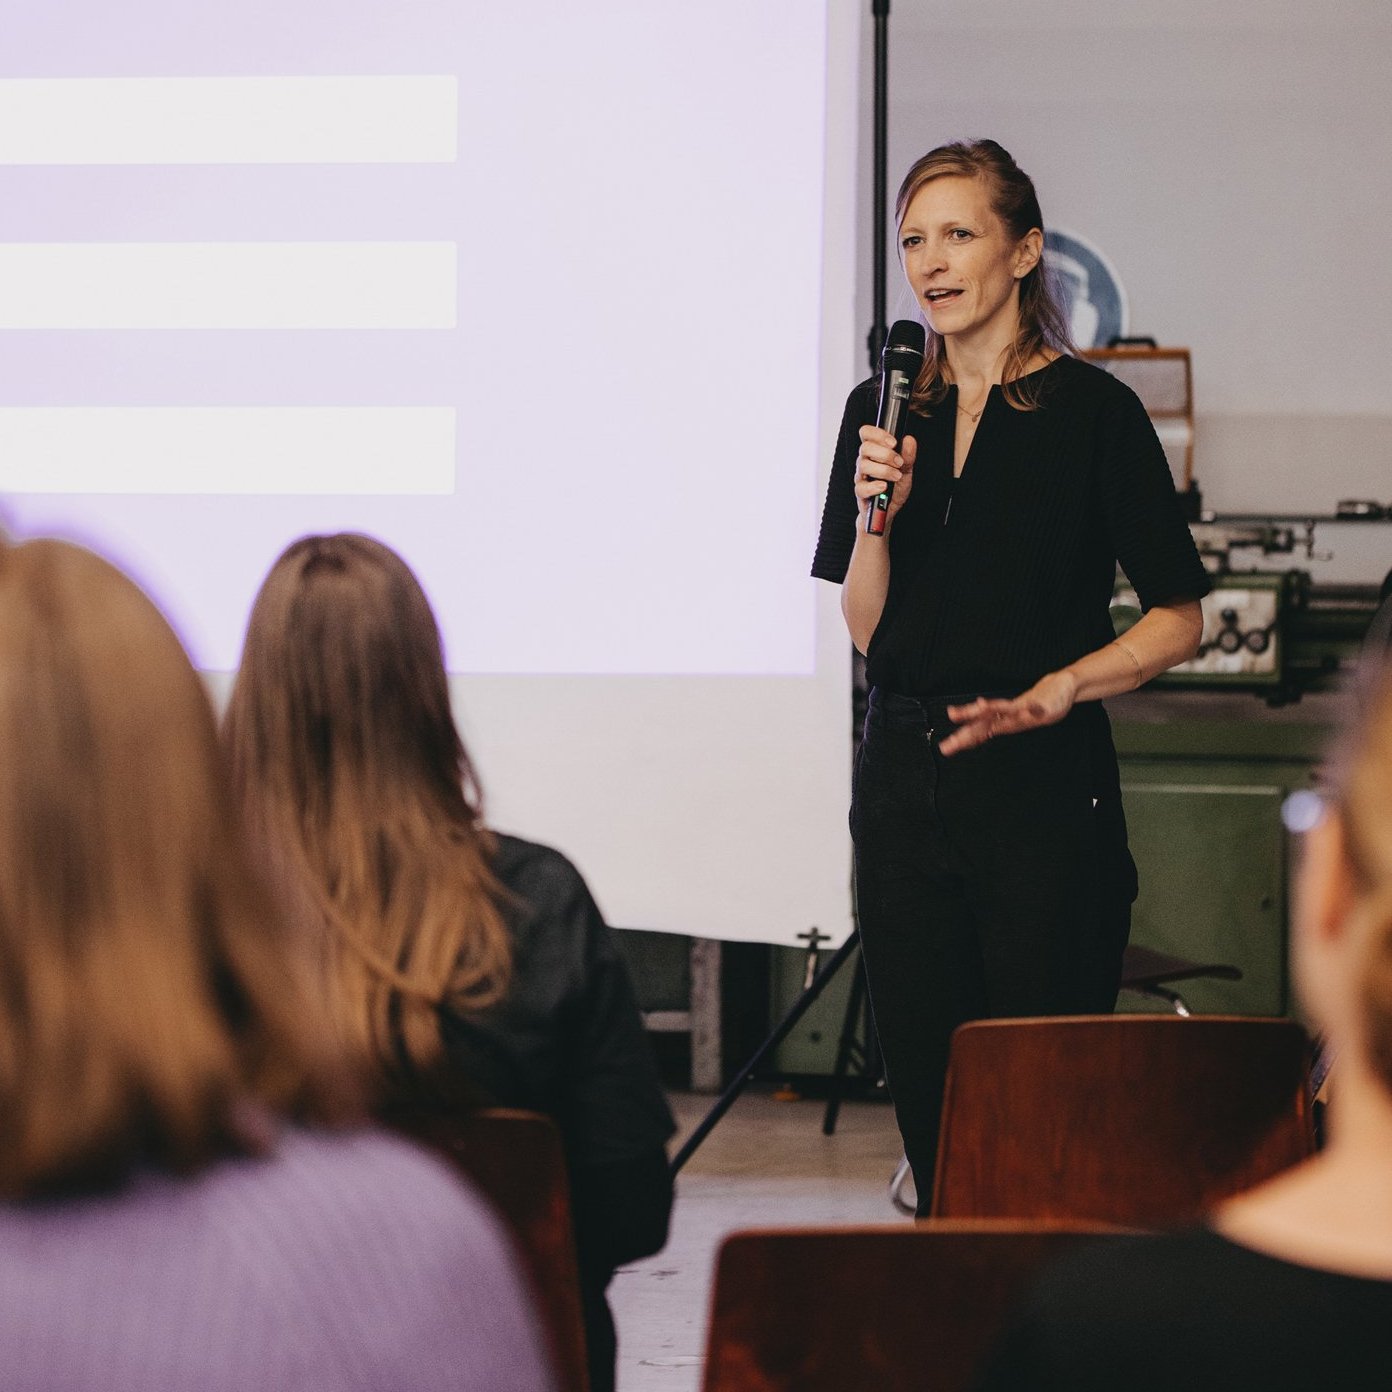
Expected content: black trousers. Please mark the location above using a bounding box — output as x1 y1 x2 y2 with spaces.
850 688 1136 1212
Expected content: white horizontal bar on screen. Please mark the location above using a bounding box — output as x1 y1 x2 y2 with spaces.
0 408 455 495
0 242 456 329
0 76 457 165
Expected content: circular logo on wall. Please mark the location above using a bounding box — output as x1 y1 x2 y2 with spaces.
1043 229 1128 349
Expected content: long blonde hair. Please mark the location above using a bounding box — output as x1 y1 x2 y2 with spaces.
895 138 1075 412
223 534 511 1088
0 539 353 1199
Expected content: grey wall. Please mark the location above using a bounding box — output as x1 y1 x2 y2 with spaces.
863 1 1392 517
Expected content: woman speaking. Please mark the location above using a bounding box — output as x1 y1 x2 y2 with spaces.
812 139 1210 1205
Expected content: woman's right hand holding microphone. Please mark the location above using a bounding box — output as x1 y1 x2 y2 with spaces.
854 424 917 531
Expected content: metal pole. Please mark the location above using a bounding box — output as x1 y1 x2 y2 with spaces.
868 0 890 372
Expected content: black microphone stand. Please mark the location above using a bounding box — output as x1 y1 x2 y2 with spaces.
669 931 861 1174
670 0 893 1178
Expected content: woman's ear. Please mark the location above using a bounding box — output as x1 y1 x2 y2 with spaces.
1286 812 1353 1030
1299 811 1357 947
1014 228 1044 279
1292 808 1359 1032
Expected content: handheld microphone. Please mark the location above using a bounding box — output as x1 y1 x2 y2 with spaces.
865 319 927 536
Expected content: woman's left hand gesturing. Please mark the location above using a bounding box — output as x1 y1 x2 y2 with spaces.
938 670 1080 756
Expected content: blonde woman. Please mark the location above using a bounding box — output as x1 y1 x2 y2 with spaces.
0 538 554 1392
812 139 1207 1200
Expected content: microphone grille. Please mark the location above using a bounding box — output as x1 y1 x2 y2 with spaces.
887 319 926 352
884 319 926 368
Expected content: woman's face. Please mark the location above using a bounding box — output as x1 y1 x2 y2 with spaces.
898 174 1041 347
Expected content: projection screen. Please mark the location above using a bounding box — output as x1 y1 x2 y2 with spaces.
0 0 861 946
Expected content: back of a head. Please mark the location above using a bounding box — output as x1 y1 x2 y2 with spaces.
228 534 466 813
1336 663 1392 1094
0 539 349 1199
224 534 510 1088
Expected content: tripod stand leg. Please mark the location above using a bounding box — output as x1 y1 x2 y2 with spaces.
822 947 866 1136
669 930 860 1176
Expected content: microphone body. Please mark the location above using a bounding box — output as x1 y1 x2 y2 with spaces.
865 320 926 536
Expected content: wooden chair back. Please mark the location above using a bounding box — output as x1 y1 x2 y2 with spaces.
702 1220 1119 1392
399 1107 589 1392
930 1015 1314 1225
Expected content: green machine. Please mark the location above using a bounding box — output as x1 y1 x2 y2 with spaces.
770 514 1390 1077
1111 514 1388 1019
1114 695 1323 1019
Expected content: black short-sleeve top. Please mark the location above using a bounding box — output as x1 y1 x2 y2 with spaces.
810 355 1211 697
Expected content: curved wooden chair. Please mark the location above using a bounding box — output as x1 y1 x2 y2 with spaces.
887 946 1246 1215
395 1107 589 1392
929 1015 1315 1225
702 1220 1121 1392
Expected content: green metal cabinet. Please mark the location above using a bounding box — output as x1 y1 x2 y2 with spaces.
1114 706 1329 1019
1120 773 1293 1015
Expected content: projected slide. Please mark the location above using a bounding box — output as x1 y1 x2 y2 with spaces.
0 0 826 675
1 1 858 947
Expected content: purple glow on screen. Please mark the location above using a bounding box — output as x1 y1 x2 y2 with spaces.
0 1 827 674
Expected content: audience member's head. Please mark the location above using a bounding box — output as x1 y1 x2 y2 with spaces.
0 538 351 1199
1297 662 1392 1100
223 533 511 1087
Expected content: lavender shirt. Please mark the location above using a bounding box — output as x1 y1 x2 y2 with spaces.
0 1128 557 1392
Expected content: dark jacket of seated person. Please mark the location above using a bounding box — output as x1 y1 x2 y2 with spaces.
440 833 676 1273
978 652 1392 1392
392 833 676 1392
223 533 676 1392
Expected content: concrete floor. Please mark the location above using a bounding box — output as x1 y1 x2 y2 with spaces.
609 1089 908 1392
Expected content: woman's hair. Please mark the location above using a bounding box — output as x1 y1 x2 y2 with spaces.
223 534 511 1090
1330 662 1392 1093
895 138 1075 411
0 539 353 1200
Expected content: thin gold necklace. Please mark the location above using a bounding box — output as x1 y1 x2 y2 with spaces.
957 396 987 424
